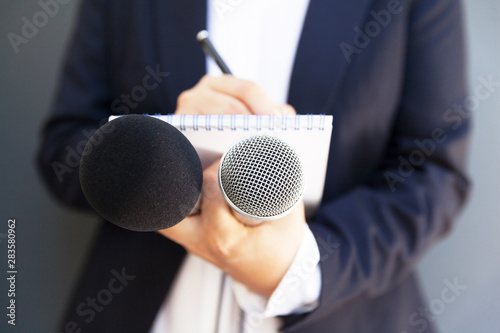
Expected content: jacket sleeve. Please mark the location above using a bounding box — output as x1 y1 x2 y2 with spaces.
36 0 111 211
286 0 470 328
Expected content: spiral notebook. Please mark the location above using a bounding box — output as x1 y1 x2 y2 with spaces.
110 114 333 216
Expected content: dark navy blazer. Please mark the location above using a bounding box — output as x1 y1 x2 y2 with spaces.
37 0 470 332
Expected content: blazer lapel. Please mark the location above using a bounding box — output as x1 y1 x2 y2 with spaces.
288 0 373 115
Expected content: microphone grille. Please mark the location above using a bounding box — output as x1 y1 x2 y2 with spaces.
219 135 305 219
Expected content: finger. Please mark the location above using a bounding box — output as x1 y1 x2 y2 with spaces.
282 104 297 115
176 88 251 115
201 160 248 236
157 214 202 247
200 158 229 209
202 75 278 115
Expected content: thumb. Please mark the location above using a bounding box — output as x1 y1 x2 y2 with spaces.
157 213 202 248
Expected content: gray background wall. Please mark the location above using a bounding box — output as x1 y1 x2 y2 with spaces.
0 0 498 332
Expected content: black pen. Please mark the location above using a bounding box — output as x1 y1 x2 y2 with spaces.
197 30 233 75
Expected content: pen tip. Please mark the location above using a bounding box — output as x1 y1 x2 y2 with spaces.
196 30 209 42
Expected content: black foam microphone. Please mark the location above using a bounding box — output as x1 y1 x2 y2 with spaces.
218 135 305 225
79 114 203 232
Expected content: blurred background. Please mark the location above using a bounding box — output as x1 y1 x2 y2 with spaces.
0 0 499 332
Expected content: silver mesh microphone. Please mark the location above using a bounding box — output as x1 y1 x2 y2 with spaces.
219 135 305 225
